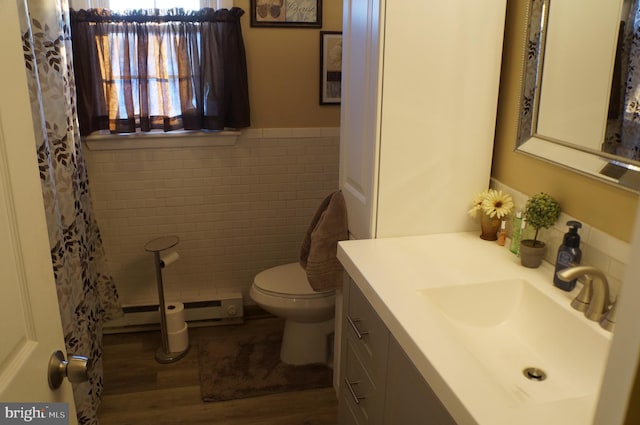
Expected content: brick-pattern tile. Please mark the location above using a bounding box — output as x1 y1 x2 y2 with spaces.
84 129 339 307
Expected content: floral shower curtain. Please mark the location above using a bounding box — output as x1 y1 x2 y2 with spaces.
619 0 640 161
605 0 640 161
17 1 122 424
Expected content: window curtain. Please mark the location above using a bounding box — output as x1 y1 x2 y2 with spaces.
17 0 122 424
70 7 250 135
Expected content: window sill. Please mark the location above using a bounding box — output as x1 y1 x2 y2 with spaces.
84 129 241 150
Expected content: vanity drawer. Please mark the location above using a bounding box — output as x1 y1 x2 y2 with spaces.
339 395 363 425
383 336 457 425
345 278 389 376
341 338 384 425
339 276 459 425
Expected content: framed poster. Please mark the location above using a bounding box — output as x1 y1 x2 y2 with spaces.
250 0 322 28
319 31 342 105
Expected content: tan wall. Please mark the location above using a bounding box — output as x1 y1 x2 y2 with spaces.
238 0 342 128
493 0 638 242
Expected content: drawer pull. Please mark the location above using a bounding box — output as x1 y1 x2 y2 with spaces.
344 377 365 404
347 315 369 339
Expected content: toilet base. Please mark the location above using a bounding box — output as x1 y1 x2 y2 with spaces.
280 318 335 366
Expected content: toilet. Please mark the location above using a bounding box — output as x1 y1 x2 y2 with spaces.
250 262 336 366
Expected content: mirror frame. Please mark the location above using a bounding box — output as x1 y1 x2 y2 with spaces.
515 0 640 193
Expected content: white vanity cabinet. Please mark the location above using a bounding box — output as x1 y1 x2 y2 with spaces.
339 0 508 239
339 277 457 425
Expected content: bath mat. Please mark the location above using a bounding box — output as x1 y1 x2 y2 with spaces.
198 332 333 402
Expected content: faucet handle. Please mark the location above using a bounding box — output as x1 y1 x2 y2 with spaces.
557 265 611 322
570 275 593 313
599 299 617 332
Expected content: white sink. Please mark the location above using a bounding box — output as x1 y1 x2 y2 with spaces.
418 279 610 406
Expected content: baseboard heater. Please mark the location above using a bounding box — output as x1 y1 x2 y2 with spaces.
104 293 243 333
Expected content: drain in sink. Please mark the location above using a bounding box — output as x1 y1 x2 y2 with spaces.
523 367 547 381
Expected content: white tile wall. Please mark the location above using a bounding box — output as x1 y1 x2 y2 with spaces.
491 178 631 298
84 128 340 307
87 143 628 307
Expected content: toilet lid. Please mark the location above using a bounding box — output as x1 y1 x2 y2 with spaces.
254 262 334 297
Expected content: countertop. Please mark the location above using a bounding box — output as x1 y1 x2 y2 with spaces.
337 232 612 425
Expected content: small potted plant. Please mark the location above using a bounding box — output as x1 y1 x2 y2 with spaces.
520 192 561 268
468 189 514 241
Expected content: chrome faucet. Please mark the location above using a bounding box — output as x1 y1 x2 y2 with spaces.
556 265 614 331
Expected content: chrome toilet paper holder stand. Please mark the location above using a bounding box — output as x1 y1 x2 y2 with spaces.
144 235 189 364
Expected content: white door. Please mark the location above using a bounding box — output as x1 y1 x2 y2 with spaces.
0 0 77 420
338 0 383 240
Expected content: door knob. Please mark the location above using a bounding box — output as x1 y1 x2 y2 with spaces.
48 350 91 390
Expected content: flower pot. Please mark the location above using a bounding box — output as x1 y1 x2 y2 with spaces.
519 239 546 268
480 215 501 241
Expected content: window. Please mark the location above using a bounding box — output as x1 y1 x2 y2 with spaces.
107 0 200 11
70 0 225 12
70 1 249 136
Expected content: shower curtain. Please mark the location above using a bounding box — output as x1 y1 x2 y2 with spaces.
17 1 122 424
605 0 640 161
619 0 640 161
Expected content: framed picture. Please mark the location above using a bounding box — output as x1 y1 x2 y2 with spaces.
250 0 322 28
319 31 342 105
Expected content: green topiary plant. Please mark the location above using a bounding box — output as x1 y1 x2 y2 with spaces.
522 192 561 248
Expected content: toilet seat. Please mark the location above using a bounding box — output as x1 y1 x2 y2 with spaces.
253 262 334 299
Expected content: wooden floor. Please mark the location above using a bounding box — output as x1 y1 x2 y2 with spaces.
98 317 338 425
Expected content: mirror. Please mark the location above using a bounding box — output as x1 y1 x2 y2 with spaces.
516 0 640 192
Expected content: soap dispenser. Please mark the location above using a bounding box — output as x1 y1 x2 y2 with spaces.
553 221 583 291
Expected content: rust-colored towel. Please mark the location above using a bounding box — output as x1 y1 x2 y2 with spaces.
299 191 348 291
